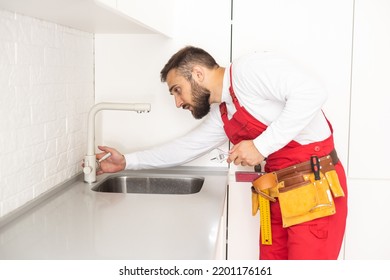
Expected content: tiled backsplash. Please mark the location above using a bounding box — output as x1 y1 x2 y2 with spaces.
0 10 94 218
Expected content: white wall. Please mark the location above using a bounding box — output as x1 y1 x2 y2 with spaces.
94 0 231 167
0 10 94 217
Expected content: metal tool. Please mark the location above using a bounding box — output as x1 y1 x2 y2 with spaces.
310 155 321 180
210 148 229 163
98 152 112 163
96 152 112 171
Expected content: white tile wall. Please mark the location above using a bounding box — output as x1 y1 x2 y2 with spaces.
0 9 94 218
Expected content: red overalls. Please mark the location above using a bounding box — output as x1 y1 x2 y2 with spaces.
220 66 348 260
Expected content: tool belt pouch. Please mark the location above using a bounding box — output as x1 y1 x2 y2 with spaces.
278 172 337 228
325 170 345 198
251 173 278 216
251 190 259 216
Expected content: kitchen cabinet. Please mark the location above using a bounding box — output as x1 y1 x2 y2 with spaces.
228 0 353 259
344 0 390 259
116 0 174 37
0 0 169 35
344 179 390 259
348 0 390 180
231 0 353 165
227 174 260 259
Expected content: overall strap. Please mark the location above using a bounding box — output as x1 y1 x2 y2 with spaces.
220 64 242 121
228 65 241 108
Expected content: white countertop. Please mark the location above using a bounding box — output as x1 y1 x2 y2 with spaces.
0 167 228 260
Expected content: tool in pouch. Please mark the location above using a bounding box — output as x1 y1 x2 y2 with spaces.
252 173 278 245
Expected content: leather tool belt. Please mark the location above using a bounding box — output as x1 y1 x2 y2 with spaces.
252 149 345 228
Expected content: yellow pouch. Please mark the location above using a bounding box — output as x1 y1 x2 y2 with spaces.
251 172 278 216
278 173 336 228
325 170 345 198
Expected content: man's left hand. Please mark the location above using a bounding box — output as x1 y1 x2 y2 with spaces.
227 140 265 166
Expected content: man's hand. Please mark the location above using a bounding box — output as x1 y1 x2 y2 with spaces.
227 140 264 166
96 145 126 175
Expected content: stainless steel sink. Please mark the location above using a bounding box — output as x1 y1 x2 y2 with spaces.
91 174 205 194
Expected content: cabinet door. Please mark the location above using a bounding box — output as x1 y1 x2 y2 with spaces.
344 179 390 259
344 0 390 260
227 179 260 259
231 0 353 165
116 0 175 37
228 0 353 260
348 0 390 179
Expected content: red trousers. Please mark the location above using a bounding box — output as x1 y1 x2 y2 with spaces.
259 162 348 260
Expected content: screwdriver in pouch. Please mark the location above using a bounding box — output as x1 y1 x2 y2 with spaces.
310 155 321 180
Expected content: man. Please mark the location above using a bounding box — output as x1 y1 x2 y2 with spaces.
96 46 348 260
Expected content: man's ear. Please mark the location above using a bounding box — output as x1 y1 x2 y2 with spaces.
191 65 205 83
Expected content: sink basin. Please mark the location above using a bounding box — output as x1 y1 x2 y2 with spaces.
91 174 205 194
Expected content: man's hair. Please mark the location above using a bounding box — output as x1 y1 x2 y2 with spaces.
160 46 219 82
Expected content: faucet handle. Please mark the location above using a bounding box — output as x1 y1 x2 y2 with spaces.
84 155 97 183
83 166 92 175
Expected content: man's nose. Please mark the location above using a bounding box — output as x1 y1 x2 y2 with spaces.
175 96 184 108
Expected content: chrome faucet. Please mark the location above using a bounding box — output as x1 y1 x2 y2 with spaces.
83 102 151 184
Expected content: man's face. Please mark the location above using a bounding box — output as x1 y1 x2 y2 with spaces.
167 69 211 119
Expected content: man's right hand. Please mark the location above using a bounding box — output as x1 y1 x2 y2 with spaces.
96 145 126 175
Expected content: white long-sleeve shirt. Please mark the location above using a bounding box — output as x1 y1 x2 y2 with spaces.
125 51 331 170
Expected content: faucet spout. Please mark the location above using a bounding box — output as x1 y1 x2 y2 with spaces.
83 102 151 184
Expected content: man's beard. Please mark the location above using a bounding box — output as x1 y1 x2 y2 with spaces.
189 79 211 119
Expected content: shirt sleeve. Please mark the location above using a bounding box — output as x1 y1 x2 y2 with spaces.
124 104 228 170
